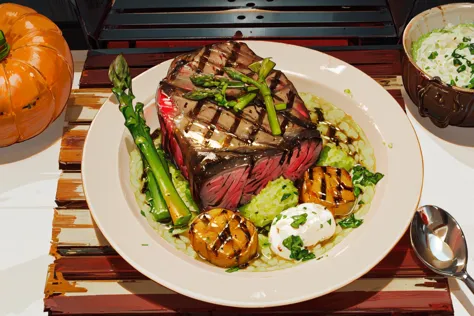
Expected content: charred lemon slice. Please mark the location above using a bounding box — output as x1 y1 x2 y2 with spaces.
189 208 258 268
301 166 355 217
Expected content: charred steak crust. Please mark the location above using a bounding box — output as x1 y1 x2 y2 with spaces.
156 41 322 210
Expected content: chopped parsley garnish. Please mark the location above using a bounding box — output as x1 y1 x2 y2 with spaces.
467 77 474 89
463 37 471 42
327 219 332 225
320 223 323 228
351 165 384 197
282 235 316 261
338 214 363 229
470 43 474 54
274 214 283 223
457 65 467 73
141 243 149 246
282 184 287 189
452 51 462 59
454 58 462 66
428 51 438 59
262 241 271 247
290 213 308 228
358 200 365 205
354 187 362 197
140 210 146 217
425 66 430 70
225 266 240 273
458 42 469 50
281 193 292 201
450 79 456 86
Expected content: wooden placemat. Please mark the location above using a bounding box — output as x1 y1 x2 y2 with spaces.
44 48 454 315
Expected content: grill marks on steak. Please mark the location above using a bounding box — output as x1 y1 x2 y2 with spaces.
157 41 322 210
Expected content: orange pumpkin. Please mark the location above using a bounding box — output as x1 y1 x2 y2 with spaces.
0 3 73 147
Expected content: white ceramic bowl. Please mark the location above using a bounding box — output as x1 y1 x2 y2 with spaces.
82 41 423 308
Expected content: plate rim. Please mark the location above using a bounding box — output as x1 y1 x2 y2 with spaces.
82 40 424 308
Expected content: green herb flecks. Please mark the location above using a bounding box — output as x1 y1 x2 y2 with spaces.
428 51 438 59
225 266 240 273
454 58 462 66
273 214 283 224
458 42 469 50
290 213 308 228
351 165 384 197
282 235 316 261
467 77 474 89
463 37 471 42
281 193 292 202
457 65 467 73
338 214 363 229
452 51 463 59
354 187 362 196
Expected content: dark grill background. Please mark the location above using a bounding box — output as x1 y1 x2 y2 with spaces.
0 0 466 50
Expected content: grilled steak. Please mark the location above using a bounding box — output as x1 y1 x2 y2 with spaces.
156 41 322 210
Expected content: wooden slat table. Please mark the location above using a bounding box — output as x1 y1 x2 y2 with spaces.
44 45 454 315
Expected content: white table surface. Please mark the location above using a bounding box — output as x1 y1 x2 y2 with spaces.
0 50 473 316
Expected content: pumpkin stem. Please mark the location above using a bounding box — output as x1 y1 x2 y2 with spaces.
0 30 10 62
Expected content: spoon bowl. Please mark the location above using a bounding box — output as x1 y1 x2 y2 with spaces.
410 205 474 292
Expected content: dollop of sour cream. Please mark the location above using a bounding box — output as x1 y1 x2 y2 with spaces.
269 203 336 260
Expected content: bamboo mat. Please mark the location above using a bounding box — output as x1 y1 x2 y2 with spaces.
44 48 454 315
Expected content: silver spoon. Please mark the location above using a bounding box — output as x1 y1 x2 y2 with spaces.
410 205 474 293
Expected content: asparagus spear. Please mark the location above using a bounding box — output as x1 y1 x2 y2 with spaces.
184 88 235 108
135 102 170 178
109 54 191 226
144 160 171 222
248 58 276 82
233 93 257 111
275 103 287 111
190 74 245 88
258 58 276 82
248 61 261 73
183 89 217 100
234 58 276 112
224 67 281 135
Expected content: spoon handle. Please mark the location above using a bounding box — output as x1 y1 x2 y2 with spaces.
462 273 474 294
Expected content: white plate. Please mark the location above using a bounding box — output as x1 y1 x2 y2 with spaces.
82 41 423 308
